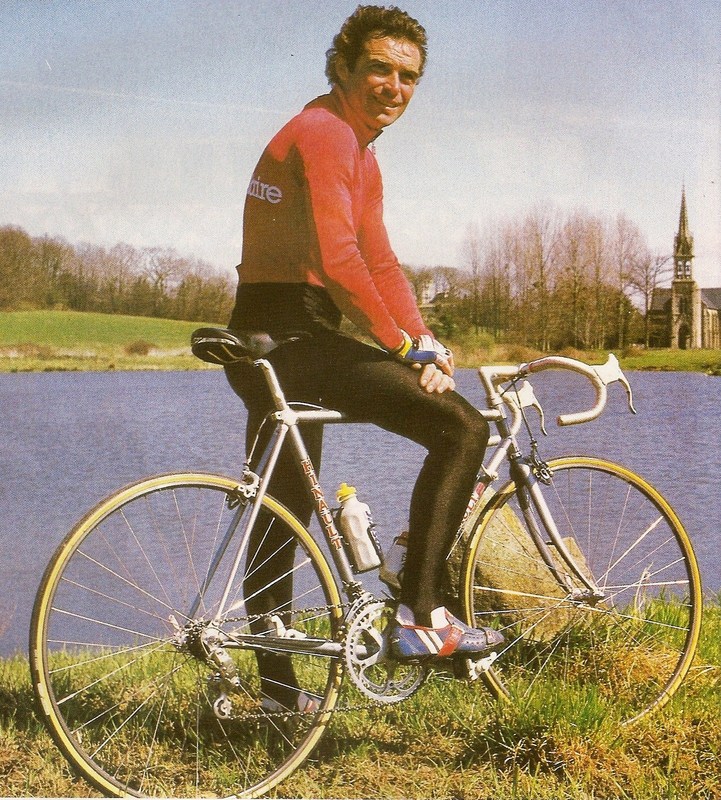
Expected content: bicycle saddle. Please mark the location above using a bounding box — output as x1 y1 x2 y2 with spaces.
191 327 281 365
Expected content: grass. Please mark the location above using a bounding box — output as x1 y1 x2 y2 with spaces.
614 346 721 375
0 310 215 372
2 603 720 798
2 310 721 374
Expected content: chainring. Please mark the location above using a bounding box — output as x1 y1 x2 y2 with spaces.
344 600 428 704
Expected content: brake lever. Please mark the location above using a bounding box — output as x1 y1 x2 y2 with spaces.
504 380 547 436
592 354 637 415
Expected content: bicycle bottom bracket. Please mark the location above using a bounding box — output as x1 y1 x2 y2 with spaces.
344 599 428 704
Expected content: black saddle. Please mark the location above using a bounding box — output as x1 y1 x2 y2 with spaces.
190 327 283 366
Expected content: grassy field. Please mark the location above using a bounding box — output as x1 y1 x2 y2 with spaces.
2 310 721 374
0 310 214 372
1 603 719 798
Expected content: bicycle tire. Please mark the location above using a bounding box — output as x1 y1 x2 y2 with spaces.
30 472 343 798
460 456 702 727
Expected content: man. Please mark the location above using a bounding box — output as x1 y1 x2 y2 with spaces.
226 4 502 710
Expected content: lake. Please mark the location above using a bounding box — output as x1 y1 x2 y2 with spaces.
1 366 719 656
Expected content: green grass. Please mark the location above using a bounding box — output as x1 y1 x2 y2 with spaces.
2 603 720 798
616 346 721 375
0 309 212 349
0 310 217 372
2 310 721 374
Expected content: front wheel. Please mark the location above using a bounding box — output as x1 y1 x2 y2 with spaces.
460 456 702 727
30 473 343 798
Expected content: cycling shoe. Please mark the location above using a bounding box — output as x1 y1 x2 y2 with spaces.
387 606 504 662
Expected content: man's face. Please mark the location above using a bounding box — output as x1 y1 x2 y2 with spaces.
336 36 421 132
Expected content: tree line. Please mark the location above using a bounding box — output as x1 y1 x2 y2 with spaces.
405 207 671 351
1 207 670 350
0 225 235 324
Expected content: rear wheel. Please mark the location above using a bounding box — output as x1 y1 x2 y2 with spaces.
30 472 343 797
461 457 702 726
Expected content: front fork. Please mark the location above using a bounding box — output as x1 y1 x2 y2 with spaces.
509 456 605 603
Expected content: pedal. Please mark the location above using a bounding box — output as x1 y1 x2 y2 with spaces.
454 651 499 681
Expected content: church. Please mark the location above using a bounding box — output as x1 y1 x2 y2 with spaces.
648 190 721 349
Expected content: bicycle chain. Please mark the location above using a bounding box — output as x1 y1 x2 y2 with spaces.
210 601 395 722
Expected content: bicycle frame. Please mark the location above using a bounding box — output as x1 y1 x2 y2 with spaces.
33 338 698 800
192 352 635 630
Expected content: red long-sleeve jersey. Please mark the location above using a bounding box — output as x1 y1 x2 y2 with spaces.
232 88 431 351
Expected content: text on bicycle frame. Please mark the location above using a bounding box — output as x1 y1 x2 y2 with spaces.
301 457 344 550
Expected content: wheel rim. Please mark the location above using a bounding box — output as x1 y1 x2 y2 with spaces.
462 457 702 727
31 474 342 797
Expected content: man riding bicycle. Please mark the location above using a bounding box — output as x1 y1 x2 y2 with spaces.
225 4 503 712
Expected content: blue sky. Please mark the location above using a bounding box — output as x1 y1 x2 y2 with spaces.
2 1 720 286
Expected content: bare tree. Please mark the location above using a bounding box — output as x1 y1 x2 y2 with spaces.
554 211 590 348
513 207 561 350
35 235 73 308
478 227 512 340
140 247 185 317
0 225 236 321
461 222 482 334
629 250 672 347
612 214 645 349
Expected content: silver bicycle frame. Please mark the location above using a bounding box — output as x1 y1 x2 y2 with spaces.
192 352 633 625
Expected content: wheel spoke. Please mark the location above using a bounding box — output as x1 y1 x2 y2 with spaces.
31 474 342 797
463 458 701 726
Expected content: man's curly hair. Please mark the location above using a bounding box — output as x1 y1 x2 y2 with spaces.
325 5 428 85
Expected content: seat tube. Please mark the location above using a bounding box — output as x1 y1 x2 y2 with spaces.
256 358 289 411
286 422 357 587
258 357 357 586
212 421 290 622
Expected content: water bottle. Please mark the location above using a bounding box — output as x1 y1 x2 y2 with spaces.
335 483 383 573
378 530 408 594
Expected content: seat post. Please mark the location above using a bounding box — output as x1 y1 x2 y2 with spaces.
254 359 290 412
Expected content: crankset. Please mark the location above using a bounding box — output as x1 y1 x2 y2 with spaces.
344 599 428 704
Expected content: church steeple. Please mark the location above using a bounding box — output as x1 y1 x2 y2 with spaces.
674 187 694 278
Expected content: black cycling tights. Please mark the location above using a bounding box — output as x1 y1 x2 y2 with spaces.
226 333 489 703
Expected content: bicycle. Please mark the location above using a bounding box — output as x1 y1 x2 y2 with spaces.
29 327 703 798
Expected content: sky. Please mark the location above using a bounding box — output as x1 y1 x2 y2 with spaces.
2 0 720 287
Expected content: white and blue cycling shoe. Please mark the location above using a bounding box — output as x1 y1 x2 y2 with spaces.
387 605 504 662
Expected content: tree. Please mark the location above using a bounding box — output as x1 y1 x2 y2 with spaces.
400 264 434 306
475 228 511 340
0 226 34 309
140 247 186 317
0 225 236 322
34 235 73 308
105 243 144 314
461 223 482 334
553 212 590 349
629 250 672 347
612 214 645 349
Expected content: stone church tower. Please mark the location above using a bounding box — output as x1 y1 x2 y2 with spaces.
670 188 702 349
649 189 720 349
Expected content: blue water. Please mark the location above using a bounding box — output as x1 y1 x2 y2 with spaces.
1 367 719 656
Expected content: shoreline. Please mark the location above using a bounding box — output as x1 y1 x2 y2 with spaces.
2 351 721 375
2 312 720 375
